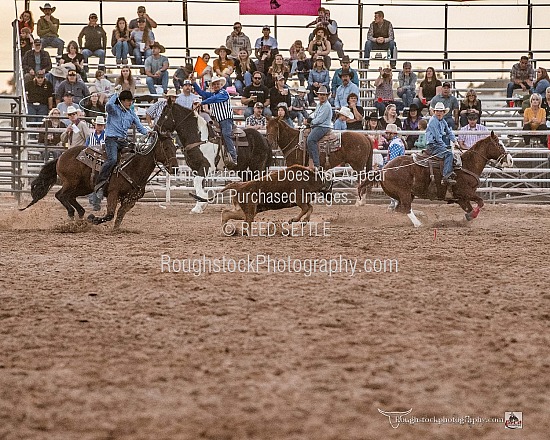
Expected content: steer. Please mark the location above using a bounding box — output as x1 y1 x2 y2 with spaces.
221 165 332 228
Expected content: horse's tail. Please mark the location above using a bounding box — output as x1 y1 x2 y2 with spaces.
19 159 59 211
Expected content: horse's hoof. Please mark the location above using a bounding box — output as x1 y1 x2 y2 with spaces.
87 214 95 222
465 212 473 221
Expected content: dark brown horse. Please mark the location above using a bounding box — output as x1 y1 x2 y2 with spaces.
19 130 179 229
363 132 513 227
266 118 373 204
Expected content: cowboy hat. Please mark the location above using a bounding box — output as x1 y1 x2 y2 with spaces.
119 90 134 101
93 115 106 125
336 107 353 119
50 65 67 78
66 105 78 115
315 85 329 95
385 123 399 133
164 89 177 97
214 45 232 56
40 3 56 12
62 62 76 72
340 55 353 64
431 102 449 113
151 42 166 53
210 75 227 87
296 85 307 93
338 69 354 79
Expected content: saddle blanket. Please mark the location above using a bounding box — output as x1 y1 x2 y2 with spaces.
412 151 462 170
76 147 105 172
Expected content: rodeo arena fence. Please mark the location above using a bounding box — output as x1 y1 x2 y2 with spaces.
3 0 550 205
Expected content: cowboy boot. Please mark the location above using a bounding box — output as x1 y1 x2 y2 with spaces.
207 121 219 143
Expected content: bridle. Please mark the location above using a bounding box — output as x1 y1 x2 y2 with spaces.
465 135 509 169
156 103 204 151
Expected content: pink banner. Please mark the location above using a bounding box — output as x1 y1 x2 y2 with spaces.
240 0 320 16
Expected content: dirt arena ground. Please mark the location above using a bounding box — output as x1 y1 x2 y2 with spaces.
1 196 549 439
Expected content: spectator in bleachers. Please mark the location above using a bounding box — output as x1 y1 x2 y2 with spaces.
78 13 107 73
111 17 131 66
130 18 155 69
38 108 65 158
507 56 534 104
331 55 359 95
306 7 327 32
308 26 331 70
25 72 53 123
254 26 279 73
364 11 396 69
334 70 360 110
402 103 421 149
36 3 64 60
213 45 234 88
19 27 34 57
542 87 550 122
277 102 294 127
60 105 90 148
56 91 80 125
324 9 345 59
18 10 34 33
225 22 252 58
290 49 311 87
366 111 383 166
414 119 428 149
92 70 111 102
22 39 52 83
413 67 442 112
242 72 271 118
397 61 417 109
172 64 192 92
60 41 87 82
145 42 169 94
334 107 353 130
146 89 177 127
129 5 157 31
234 49 257 95
175 79 200 109
290 86 309 126
265 54 290 89
430 81 459 130
196 53 213 91
81 92 106 119
458 88 481 127
56 69 89 105
115 66 135 95
269 74 292 116
458 113 489 150
374 67 401 116
245 102 267 130
378 103 402 130
533 67 550 95
523 93 547 146
289 40 305 66
47 64 70 97
307 55 330 106
345 93 364 130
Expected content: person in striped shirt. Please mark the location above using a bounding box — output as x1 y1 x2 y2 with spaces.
86 115 106 210
384 123 404 210
457 113 489 150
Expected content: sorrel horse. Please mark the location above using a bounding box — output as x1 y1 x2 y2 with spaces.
19 130 179 229
265 118 373 203
365 131 513 227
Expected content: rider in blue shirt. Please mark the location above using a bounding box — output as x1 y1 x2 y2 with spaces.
426 102 458 184
306 85 332 169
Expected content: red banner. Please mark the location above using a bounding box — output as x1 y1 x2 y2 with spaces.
240 0 321 16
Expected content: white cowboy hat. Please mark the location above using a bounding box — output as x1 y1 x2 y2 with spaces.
296 85 307 93
66 105 78 115
431 102 449 114
164 89 177 97
93 115 106 125
385 123 399 133
336 107 353 119
210 75 227 87
315 85 330 95
50 65 67 78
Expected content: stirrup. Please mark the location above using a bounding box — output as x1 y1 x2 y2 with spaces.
94 181 106 193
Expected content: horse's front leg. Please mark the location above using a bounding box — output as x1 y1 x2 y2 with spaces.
464 196 484 221
114 198 137 229
88 191 117 225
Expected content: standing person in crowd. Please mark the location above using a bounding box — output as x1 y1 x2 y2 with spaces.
18 10 34 33
458 112 489 150
334 70 360 110
22 38 52 83
254 26 279 73
305 85 332 170
129 5 157 31
78 12 107 73
80 92 106 119
458 88 482 127
374 67 400 116
60 105 91 148
25 72 53 123
245 102 267 130
413 66 442 112
364 11 397 69
307 55 330 106
265 53 289 89
345 93 364 130
324 9 345 59
430 81 459 130
277 102 294 128
241 72 271 118
523 93 547 146
115 66 135 95
507 56 535 104
426 102 458 185
85 115 107 211
145 89 177 127
213 45 234 88
308 26 331 69
290 86 309 126
269 74 292 116
36 3 64 60
111 17 131 66
533 67 550 95
144 42 169 94
19 28 34 57
130 18 155 69
38 108 66 160
56 91 80 125
397 61 417 109
234 49 257 95
56 69 89 105
334 106 353 130
60 41 86 82
225 22 252 58
402 103 421 149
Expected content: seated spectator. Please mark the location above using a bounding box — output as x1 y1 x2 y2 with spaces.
19 27 34 57
533 67 550 95
196 53 213 91
334 107 353 130
38 108 66 159
306 7 328 32
523 93 547 146
459 88 482 127
115 66 136 95
56 69 89 105
25 72 53 123
413 67 442 111
225 22 252 57
36 3 64 60
130 18 154 68
92 70 112 101
265 54 290 89
402 103 421 149
111 17 131 66
78 12 107 72
289 86 309 125
430 81 459 130
397 61 417 109
374 67 402 116
277 102 294 127
234 49 257 95
507 56 534 104
307 55 330 106
46 64 70 97
129 5 157 31
414 119 428 150
289 40 305 66
346 93 364 130
56 91 80 125
22 39 52 83
331 55 359 97
245 102 267 130
308 26 331 69
175 79 201 110
80 92 106 119
60 105 91 148
363 11 396 69
18 10 34 34
542 86 550 122
334 70 360 110
254 26 279 73
173 64 193 92
60 40 87 82
213 45 234 88
365 112 383 168
324 9 345 59
144 42 169 94
269 74 291 116
458 113 489 150
378 103 402 130
290 49 311 87
241 72 271 118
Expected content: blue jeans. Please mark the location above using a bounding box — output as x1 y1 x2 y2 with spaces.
82 48 106 71
219 118 237 162
426 143 454 178
97 137 125 185
234 72 252 95
398 88 415 108
364 40 397 65
40 36 64 56
307 126 330 167
146 71 169 94
88 192 103 208
133 48 152 66
111 41 129 62
27 104 49 124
